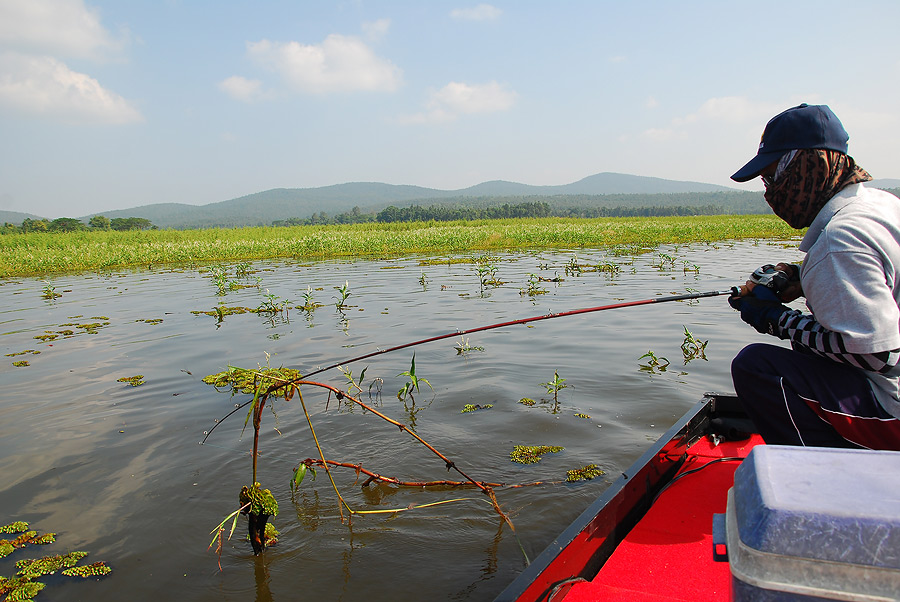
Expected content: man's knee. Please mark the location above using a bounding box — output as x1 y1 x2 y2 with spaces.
732 343 775 387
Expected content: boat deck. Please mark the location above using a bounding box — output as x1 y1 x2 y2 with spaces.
562 433 764 601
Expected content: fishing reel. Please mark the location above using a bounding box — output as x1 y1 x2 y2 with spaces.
749 264 796 298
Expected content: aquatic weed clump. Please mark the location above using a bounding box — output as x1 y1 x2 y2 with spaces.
0 522 110 600
117 375 145 387
510 445 564 464
0 522 29 534
461 404 492 413
0 525 55 559
565 464 605 482
202 366 302 396
239 483 279 555
240 483 279 517
191 306 255 318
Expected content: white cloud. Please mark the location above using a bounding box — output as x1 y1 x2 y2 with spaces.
400 81 516 124
0 0 124 60
643 97 784 139
642 128 676 141
450 4 502 21
218 75 267 102
689 96 773 124
430 81 516 114
362 18 391 42
247 34 402 94
0 52 142 124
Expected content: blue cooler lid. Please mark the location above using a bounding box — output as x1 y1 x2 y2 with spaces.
733 445 900 569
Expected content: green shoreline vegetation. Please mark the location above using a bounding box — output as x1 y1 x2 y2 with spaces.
0 215 798 278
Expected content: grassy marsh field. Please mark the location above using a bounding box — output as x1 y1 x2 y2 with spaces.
0 215 797 278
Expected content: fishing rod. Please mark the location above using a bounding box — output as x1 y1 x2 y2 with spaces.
200 287 737 444
302 287 739 380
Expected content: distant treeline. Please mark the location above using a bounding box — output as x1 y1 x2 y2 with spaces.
1 216 156 234
272 201 739 227
8 188 898 232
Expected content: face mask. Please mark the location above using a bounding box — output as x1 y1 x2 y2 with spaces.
763 149 871 229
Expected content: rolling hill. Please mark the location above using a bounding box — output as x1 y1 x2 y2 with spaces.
84 173 745 229
4 172 900 229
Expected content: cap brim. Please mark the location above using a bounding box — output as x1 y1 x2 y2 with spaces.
731 151 784 183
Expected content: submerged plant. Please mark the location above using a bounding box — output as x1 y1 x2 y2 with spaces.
397 352 433 402
681 326 709 363
209 266 229 295
239 482 279 555
203 357 521 565
290 462 317 500
564 255 583 276
653 253 677 271
596 262 620 274
474 265 492 289
638 351 670 374
334 280 351 309
454 336 484 355
298 285 322 312
40 281 61 300
540 371 567 403
520 273 547 296
338 365 368 396
258 289 290 314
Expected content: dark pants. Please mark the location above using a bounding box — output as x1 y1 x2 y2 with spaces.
731 343 900 450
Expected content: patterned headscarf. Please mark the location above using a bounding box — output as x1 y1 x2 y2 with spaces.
764 149 872 228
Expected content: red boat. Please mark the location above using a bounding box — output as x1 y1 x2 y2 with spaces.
495 392 900 602
494 392 759 601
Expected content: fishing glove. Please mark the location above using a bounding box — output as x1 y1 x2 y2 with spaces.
728 285 790 338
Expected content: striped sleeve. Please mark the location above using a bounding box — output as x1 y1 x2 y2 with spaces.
777 310 900 373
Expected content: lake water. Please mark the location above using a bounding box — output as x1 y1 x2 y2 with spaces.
0 239 801 601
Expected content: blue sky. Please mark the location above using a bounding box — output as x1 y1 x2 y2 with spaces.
2 0 899 219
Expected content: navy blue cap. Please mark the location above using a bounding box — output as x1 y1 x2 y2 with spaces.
731 104 849 182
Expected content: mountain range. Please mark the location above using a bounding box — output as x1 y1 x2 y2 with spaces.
4 172 900 230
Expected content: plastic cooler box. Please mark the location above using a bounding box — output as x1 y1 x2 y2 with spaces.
723 445 900 601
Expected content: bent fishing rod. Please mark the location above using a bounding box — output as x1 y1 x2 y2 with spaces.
201 287 737 443
302 287 739 380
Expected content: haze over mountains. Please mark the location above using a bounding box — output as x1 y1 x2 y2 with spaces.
4 172 900 230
